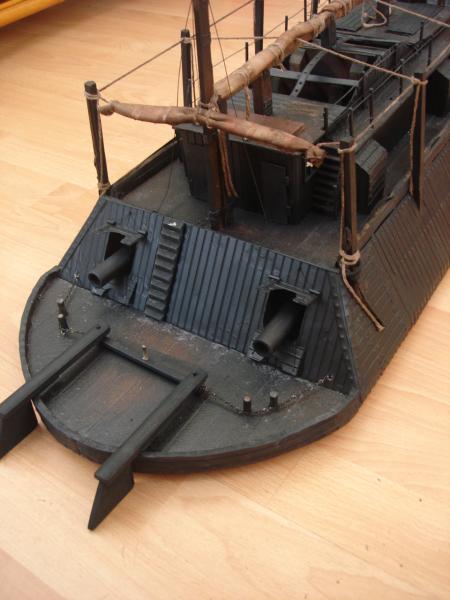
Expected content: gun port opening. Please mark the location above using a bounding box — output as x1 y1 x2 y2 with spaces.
88 232 135 288
253 289 305 358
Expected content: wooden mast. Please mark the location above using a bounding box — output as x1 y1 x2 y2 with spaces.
252 0 273 115
180 29 193 107
193 0 226 229
340 138 358 258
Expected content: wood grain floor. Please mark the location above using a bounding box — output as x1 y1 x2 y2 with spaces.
0 1 449 598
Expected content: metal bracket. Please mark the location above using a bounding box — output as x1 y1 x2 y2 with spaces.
98 222 146 247
290 50 325 97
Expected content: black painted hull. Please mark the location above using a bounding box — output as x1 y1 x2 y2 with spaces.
19 128 449 473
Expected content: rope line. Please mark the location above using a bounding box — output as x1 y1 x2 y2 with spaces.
99 40 181 92
98 0 255 93
210 0 254 27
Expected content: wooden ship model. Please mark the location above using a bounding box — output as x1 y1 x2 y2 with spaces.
1 0 449 529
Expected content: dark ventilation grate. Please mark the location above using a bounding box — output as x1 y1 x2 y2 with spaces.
311 147 340 217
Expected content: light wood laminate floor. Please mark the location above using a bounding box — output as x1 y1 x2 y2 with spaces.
0 2 449 599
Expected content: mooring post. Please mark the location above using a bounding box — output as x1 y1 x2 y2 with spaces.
411 73 426 210
193 0 226 229
340 138 358 258
252 0 273 115
85 81 110 195
181 29 193 107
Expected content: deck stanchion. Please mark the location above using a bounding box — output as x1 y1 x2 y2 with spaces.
368 88 374 123
399 60 405 93
323 107 329 131
411 73 426 210
419 21 424 42
85 80 110 195
348 109 355 137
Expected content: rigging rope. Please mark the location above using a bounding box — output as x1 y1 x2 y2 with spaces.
97 0 449 94
98 40 182 93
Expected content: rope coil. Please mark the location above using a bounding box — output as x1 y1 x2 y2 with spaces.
361 0 387 29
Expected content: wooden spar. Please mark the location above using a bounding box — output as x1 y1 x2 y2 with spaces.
99 101 326 166
252 0 273 115
213 0 362 102
193 0 225 229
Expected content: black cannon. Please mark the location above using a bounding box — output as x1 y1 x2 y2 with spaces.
253 300 303 358
88 244 134 288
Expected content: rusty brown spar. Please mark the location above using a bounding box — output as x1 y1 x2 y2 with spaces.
99 101 326 166
95 3 366 167
213 0 361 102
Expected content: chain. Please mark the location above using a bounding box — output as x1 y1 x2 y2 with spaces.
205 375 334 416
63 272 80 306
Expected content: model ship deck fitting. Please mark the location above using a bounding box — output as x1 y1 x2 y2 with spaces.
1 0 449 529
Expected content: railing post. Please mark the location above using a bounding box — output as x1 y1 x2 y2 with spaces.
85 80 110 195
181 29 193 107
411 73 426 210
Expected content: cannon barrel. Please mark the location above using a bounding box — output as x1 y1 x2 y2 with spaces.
253 301 302 358
88 245 134 288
